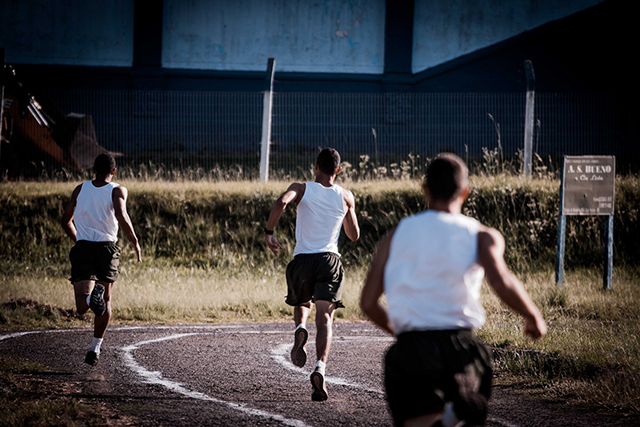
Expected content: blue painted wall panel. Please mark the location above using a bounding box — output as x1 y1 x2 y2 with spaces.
412 0 605 73
0 0 134 66
162 0 386 73
0 0 609 75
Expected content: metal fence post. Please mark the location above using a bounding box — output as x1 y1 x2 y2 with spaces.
523 60 535 177
259 58 276 182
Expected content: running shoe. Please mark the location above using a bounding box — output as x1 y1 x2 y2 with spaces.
89 284 106 316
84 350 99 366
310 368 328 401
290 327 308 367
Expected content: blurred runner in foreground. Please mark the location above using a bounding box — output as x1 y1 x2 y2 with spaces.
361 153 546 426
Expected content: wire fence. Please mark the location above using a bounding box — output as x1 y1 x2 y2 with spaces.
3 90 636 179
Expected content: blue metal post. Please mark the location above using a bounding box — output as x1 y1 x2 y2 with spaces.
603 214 614 290
555 161 566 286
556 214 566 286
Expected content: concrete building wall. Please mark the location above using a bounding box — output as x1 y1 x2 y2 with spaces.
412 0 604 74
1 0 609 75
0 0 134 67
162 0 386 73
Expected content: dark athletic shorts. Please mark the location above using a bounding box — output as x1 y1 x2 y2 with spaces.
385 329 493 426
69 240 121 283
285 252 344 308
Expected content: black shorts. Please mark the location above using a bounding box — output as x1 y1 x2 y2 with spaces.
385 329 493 426
285 252 344 308
69 240 121 283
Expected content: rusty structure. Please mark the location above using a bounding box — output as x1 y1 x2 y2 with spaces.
1 58 119 177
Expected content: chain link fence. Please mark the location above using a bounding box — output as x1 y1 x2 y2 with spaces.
2 90 636 179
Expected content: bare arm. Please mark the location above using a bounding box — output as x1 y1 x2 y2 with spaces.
265 183 305 256
61 184 82 242
360 230 395 335
477 226 547 339
342 189 360 242
113 186 142 263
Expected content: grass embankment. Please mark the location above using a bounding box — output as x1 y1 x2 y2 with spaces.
1 177 639 419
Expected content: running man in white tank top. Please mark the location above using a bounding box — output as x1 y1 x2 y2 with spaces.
61 154 142 367
361 153 546 427
265 148 360 402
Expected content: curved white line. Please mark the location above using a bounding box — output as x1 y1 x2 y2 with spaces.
121 333 313 427
270 341 384 394
0 331 38 341
0 324 245 342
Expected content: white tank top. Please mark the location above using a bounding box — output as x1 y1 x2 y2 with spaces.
74 181 119 242
384 211 486 334
293 182 346 256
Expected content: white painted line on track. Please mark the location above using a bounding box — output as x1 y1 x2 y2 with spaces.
0 328 88 341
0 331 38 341
111 324 245 331
0 324 245 342
271 341 384 394
121 333 313 427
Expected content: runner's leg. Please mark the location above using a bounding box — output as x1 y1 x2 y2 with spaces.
314 300 336 363
294 301 312 328
73 280 94 315
93 281 114 339
310 300 335 401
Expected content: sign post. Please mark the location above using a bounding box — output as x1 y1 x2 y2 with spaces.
556 156 616 289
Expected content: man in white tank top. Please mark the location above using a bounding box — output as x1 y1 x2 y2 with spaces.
265 148 360 401
61 154 141 366
361 153 546 427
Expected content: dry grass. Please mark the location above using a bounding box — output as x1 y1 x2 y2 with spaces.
478 266 640 415
0 258 367 327
1 176 420 197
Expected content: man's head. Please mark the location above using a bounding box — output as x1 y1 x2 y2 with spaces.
423 153 469 203
94 153 116 176
316 147 341 176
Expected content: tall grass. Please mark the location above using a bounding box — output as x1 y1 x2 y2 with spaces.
2 174 638 278
7 150 556 183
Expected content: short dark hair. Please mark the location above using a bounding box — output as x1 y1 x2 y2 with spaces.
94 153 116 175
316 147 341 175
424 153 468 201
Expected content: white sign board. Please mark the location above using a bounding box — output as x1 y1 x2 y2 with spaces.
561 156 615 216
